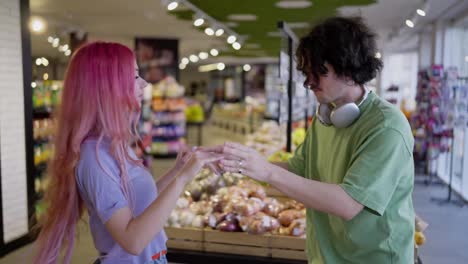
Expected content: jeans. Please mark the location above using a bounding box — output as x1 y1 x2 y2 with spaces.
93 254 168 264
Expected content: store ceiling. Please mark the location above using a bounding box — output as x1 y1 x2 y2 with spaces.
168 0 377 57
30 0 468 62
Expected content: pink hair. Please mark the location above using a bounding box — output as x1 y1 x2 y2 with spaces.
33 42 141 264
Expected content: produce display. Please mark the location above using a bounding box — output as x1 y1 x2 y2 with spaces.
140 76 187 156
245 121 286 157
32 81 62 221
166 169 306 238
32 80 62 112
246 121 306 158
33 118 55 166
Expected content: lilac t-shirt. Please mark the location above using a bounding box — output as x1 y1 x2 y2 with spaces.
75 139 167 264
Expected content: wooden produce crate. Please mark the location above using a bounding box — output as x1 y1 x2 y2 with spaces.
166 227 308 262
270 235 307 261
204 229 271 257
165 227 204 251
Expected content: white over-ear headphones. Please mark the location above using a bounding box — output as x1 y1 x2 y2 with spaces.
316 88 370 128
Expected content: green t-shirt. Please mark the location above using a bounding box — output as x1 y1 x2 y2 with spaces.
288 92 415 264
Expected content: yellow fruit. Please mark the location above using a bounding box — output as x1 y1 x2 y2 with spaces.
414 231 426 245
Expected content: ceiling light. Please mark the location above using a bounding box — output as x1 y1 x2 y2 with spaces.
217 63 225 71
52 38 59 47
47 36 54 43
43 73 49 80
199 52 209 60
205 27 215 36
232 42 241 50
243 64 251 72
190 55 199 63
65 50 71 56
167 1 178 11
35 58 42 66
405 20 414 28
194 18 204 27
276 0 312 9
41 57 49 66
227 14 257 21
59 45 65 52
179 63 186 70
227 35 237 44
215 29 224 36
198 63 219 72
375 52 382 59
210 49 219 56
416 9 426 17
63 44 69 51
30 17 46 33
181 57 189 64
31 82 37 88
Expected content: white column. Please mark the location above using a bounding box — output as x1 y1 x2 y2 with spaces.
0 0 30 243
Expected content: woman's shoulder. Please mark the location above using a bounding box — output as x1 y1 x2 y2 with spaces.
77 138 120 180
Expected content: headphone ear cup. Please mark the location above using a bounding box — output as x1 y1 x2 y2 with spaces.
316 103 333 126
330 103 360 128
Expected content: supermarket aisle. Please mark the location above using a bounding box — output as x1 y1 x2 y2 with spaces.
413 181 468 264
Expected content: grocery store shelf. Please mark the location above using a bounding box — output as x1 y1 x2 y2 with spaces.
33 108 52 119
152 135 186 142
187 121 205 126
152 153 178 159
153 109 185 113
34 138 50 146
34 162 48 176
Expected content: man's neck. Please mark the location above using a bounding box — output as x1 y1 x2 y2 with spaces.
334 85 365 108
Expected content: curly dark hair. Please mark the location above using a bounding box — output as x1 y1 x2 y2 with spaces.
296 16 383 86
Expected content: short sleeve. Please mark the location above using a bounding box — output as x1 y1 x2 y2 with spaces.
340 128 411 216
76 149 129 224
288 137 307 177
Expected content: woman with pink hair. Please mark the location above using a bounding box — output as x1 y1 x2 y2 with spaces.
32 42 222 264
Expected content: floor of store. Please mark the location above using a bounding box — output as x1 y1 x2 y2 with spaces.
0 125 467 264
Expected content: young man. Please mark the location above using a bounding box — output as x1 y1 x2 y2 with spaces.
215 16 415 263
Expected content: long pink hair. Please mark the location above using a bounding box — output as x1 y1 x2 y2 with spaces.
33 42 141 264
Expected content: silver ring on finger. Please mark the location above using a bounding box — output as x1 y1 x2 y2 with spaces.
238 160 244 168
238 168 243 174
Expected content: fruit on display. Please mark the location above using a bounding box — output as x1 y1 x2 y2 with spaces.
414 231 426 246
184 169 244 201
246 121 286 157
239 212 280 235
414 215 428 247
292 127 306 147
166 169 306 237
277 209 306 227
268 150 293 163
